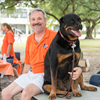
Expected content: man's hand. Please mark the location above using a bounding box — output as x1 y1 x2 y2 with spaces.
68 67 82 80
22 64 31 74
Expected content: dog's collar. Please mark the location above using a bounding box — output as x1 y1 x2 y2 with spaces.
59 30 76 45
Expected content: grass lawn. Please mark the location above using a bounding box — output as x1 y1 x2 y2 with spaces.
80 39 100 52
80 39 100 48
13 43 26 49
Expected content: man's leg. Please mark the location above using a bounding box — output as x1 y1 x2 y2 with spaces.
21 83 42 100
2 82 23 100
8 75 13 81
13 67 19 78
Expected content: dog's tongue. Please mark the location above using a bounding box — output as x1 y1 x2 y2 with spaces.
72 30 82 37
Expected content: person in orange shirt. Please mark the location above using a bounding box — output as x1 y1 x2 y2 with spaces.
1 8 82 100
1 23 18 84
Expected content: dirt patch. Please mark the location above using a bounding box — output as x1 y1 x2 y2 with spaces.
82 52 100 83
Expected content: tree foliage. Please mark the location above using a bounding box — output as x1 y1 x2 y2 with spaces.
1 0 100 39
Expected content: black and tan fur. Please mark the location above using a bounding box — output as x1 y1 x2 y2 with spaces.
43 13 97 99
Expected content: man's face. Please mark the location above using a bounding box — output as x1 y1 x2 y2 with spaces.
30 11 47 33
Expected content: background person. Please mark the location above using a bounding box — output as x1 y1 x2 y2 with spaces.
1 23 19 85
1 8 82 100
16 31 22 42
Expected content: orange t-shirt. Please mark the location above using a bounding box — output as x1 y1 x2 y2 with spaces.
24 28 57 73
1 30 15 57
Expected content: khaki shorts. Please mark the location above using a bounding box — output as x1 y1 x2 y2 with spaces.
14 70 44 92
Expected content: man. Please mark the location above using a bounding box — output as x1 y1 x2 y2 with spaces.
1 8 82 100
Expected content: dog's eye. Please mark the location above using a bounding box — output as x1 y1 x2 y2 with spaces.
70 18 75 23
70 20 74 23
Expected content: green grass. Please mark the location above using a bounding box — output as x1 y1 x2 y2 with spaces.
13 43 26 49
79 39 100 52
82 49 100 52
0 43 26 53
80 39 100 48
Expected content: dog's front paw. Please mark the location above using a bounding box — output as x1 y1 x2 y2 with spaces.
88 86 97 91
66 92 72 99
48 93 56 100
82 86 97 91
73 91 82 97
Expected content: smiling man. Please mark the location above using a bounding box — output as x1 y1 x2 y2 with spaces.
1 8 57 100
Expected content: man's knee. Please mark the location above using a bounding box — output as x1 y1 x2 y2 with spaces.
21 90 32 100
2 88 11 99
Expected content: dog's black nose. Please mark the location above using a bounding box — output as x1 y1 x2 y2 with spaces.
78 23 82 30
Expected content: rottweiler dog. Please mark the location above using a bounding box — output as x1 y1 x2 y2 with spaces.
43 13 97 99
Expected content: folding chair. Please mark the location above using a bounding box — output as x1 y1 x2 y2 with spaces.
13 52 24 74
12 52 20 69
15 52 20 61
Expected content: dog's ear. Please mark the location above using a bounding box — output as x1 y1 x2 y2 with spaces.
59 17 64 24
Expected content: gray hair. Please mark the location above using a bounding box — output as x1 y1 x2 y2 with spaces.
29 8 47 20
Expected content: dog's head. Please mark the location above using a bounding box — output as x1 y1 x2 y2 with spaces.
59 13 82 40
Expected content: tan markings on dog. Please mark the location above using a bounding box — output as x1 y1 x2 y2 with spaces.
57 53 72 63
56 87 72 99
79 74 97 91
78 17 80 20
43 84 51 92
65 27 69 33
48 70 56 99
68 35 78 40
71 79 82 97
64 25 67 29
76 52 81 59
65 26 73 33
72 74 97 97
74 75 82 87
75 52 81 64
72 18 74 21
51 70 56 90
43 84 72 99
65 26 78 40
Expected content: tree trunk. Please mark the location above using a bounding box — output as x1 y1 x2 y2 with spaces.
85 26 94 39
94 27 96 38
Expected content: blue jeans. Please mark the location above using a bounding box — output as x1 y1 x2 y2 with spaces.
7 56 14 64
1 56 14 64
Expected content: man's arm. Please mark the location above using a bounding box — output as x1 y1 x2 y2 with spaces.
22 64 31 74
6 43 12 57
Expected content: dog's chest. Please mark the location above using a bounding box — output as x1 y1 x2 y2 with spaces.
57 50 80 64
